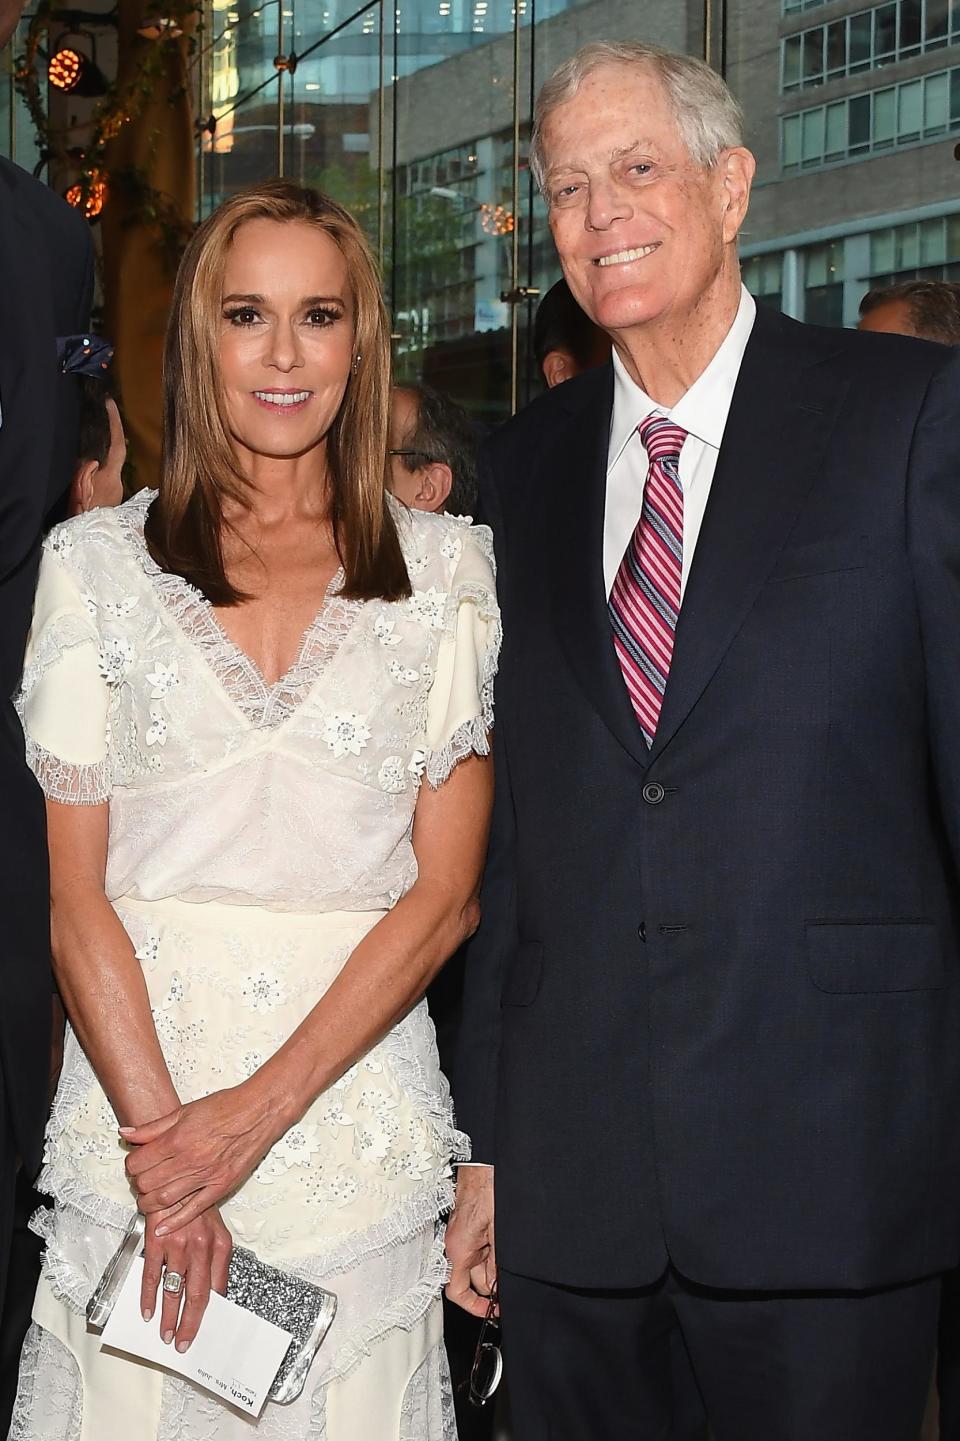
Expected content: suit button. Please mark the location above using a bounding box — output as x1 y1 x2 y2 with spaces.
642 782 665 805
638 922 646 942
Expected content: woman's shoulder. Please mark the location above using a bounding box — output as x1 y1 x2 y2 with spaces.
42 489 156 599
388 494 494 583
44 488 153 558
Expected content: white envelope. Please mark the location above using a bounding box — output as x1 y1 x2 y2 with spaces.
100 1255 293 1416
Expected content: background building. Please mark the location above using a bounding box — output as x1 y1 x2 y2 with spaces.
4 0 960 423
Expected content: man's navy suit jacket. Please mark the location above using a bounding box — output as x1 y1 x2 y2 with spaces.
0 158 93 1176
455 304 960 1294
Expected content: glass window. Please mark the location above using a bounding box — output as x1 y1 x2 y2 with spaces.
871 227 896 273
825 101 847 156
898 78 923 138
826 20 847 74
948 214 960 258
848 11 873 68
896 223 921 269
802 28 824 85
782 34 803 90
848 93 871 151
801 107 825 164
873 87 896 145
952 0 960 41
782 113 802 168
926 0 949 44
924 70 949 131
920 216 947 264
899 0 922 50
874 2 898 59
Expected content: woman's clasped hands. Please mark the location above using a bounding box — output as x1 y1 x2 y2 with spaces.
121 1081 287 1233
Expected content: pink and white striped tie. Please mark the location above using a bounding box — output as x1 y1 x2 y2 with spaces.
608 413 687 747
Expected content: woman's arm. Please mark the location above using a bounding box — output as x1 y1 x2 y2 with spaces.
46 798 232 1348
46 798 179 1126
124 751 494 1230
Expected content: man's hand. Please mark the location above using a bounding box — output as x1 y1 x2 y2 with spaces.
445 1165 497 1318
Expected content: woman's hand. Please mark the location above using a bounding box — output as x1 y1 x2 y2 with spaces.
140 1207 232 1350
122 1082 287 1235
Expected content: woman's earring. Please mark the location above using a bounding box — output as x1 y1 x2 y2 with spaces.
352 353 361 375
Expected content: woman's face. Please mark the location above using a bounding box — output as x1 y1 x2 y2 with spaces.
218 217 356 465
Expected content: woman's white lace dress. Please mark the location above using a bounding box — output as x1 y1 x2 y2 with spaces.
9 490 499 1441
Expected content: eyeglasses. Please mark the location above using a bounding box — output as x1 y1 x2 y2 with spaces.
388 448 441 464
468 1283 502 1408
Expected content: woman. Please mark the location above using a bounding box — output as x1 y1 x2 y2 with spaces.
10 180 498 1440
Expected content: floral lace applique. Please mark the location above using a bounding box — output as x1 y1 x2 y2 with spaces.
322 712 371 757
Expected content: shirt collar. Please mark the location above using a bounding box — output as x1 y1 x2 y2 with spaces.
607 284 757 471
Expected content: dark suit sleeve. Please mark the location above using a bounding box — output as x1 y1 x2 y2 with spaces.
906 346 960 873
452 449 518 1164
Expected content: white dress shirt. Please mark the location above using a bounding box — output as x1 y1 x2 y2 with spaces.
603 285 757 601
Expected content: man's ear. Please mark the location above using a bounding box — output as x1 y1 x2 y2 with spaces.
67 460 98 518
415 462 453 514
542 349 575 389
719 147 756 244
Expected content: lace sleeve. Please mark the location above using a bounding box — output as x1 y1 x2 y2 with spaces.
17 544 112 805
424 525 501 787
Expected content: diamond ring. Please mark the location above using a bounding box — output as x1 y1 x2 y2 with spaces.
162 1270 185 1295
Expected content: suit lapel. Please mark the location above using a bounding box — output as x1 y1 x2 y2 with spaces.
648 310 849 763
549 367 652 768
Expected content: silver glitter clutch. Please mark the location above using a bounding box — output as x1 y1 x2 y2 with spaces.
87 1214 338 1404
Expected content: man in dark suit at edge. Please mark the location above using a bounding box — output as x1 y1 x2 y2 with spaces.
0 1 94 1420
446 39 960 1441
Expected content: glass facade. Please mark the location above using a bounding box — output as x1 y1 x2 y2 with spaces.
8 0 960 422
196 0 608 423
781 64 960 170
782 1 960 93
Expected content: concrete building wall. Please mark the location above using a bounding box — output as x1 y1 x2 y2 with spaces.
381 0 699 168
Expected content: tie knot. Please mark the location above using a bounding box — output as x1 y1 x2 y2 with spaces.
639 413 686 464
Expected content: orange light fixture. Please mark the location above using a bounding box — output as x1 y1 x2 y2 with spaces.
66 172 108 221
49 46 82 92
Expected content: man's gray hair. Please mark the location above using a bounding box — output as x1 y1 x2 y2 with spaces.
529 41 744 196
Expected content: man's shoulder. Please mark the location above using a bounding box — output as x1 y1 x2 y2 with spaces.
751 303 950 387
483 365 611 472
0 156 91 254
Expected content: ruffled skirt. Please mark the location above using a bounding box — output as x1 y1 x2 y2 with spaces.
9 898 466 1440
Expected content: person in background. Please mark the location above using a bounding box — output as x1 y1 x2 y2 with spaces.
858 279 960 344
0 0 94 1428
388 382 480 518
0 352 123 1435
533 276 611 388
387 379 493 1441
66 375 127 518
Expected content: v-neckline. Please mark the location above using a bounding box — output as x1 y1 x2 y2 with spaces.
117 492 360 729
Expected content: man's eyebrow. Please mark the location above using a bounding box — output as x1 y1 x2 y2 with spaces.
544 139 656 180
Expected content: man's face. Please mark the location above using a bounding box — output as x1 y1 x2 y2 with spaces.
388 387 422 503
0 1 26 52
857 299 917 338
541 63 753 336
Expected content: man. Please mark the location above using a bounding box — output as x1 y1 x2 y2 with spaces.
388 382 479 517
534 276 611 388
67 375 126 518
0 0 94 1347
858 278 960 343
446 39 960 1441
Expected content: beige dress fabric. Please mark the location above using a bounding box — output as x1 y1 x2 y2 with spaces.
8 490 500 1441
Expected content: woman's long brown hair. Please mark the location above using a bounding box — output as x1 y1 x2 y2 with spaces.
144 179 409 605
